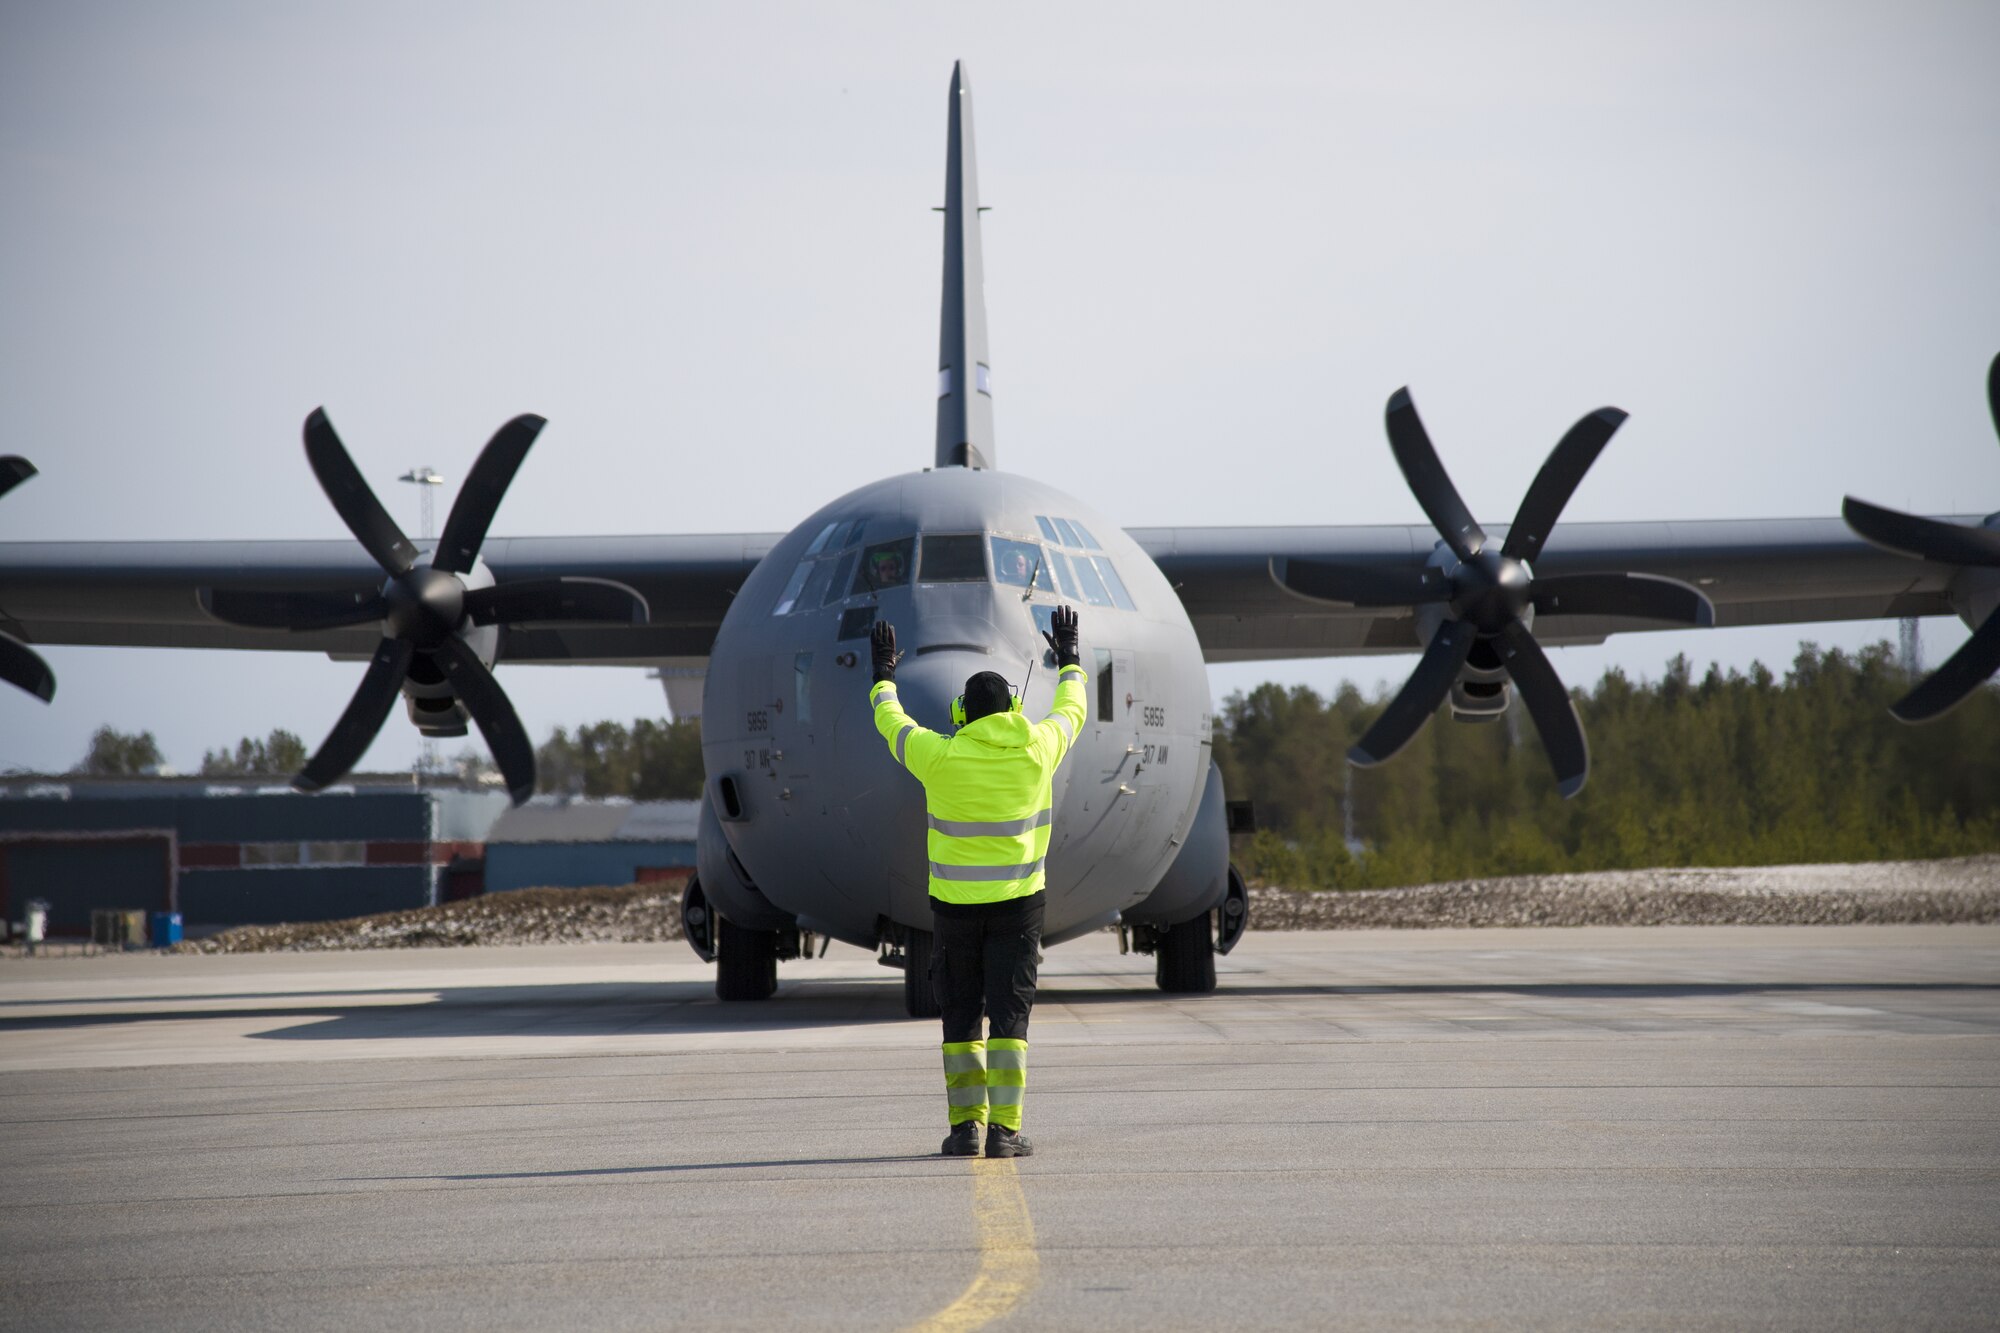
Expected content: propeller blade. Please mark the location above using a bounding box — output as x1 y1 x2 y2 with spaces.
1988 350 1999 439
433 637 537 805
0 632 55 702
433 414 546 576
304 409 421 576
0 456 36 501
1348 620 1475 767
1495 620 1589 798
1384 389 1486 562
295 636 416 792
1275 558 1450 607
1890 609 2000 723
199 587 389 632
1502 408 1627 564
1842 497 2000 568
463 577 650 627
1531 572 1715 626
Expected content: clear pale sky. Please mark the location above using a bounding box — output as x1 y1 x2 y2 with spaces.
3 1 1997 775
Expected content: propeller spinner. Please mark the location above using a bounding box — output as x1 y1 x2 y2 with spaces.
0 457 58 703
199 410 649 804
1279 390 1714 798
1841 352 2000 722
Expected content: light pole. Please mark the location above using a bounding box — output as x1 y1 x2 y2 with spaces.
398 467 445 778
398 466 445 541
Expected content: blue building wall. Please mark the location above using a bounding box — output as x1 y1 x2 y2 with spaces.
484 841 695 894
0 782 511 932
178 867 439 925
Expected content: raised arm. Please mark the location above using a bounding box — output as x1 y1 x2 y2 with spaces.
1035 605 1089 765
869 620 944 781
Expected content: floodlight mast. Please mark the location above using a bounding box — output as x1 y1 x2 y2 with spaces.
397 465 446 779
398 466 445 541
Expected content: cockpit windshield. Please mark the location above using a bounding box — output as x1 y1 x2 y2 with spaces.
773 520 1131 616
918 534 986 582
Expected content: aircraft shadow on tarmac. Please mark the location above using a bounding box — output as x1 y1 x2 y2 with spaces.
3 978 1995 1041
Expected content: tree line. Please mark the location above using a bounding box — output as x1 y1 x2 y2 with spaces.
55 640 1999 889
1214 642 2000 888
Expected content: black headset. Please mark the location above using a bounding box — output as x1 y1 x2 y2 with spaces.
951 686 1024 726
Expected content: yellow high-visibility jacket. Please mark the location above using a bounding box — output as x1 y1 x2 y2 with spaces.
871 664 1090 904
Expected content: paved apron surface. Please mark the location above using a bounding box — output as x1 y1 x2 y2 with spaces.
1 926 1996 1330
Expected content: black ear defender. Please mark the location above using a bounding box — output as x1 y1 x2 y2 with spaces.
951 690 1024 726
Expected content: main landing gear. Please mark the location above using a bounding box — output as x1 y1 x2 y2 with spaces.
879 925 941 1019
716 916 779 1001
1130 863 1251 996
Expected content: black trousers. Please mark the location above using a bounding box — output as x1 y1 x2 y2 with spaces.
933 892 1044 1045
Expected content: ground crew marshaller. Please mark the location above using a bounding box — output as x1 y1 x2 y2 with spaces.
869 606 1088 1158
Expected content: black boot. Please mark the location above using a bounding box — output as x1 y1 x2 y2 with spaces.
985 1124 1033 1158
941 1121 983 1156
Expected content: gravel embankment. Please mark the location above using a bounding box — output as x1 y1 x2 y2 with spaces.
161 856 2000 954
1248 855 2000 930
171 884 685 953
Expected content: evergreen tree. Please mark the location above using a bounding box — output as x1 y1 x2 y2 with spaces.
75 726 165 776
1221 641 2000 889
536 719 704 799
199 729 308 776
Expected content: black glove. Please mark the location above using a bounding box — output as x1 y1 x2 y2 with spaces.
871 620 899 683
1041 605 1080 669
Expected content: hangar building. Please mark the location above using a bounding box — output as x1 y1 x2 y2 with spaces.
482 800 698 894
0 776 511 936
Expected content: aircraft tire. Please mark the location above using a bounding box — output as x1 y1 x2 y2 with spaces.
716 915 779 1001
1154 914 1217 994
903 928 941 1019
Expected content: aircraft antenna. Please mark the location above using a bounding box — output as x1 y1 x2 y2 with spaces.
934 61 996 471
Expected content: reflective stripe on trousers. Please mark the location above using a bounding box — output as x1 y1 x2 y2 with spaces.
986 1038 1027 1130
943 1039 987 1126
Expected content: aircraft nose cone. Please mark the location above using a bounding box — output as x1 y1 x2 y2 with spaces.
889 626 1032 732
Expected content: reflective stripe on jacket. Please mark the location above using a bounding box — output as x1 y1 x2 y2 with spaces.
871 664 1089 905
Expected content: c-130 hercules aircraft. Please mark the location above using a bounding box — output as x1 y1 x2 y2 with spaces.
3 65 1998 1016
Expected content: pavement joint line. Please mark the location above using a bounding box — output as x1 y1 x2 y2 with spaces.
903 1158 1040 1333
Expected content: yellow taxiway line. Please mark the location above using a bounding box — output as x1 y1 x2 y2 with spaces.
905 1158 1040 1331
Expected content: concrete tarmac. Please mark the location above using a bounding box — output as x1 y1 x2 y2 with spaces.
1 926 1996 1330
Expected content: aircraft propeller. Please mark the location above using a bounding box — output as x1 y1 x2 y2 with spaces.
0 457 58 703
1841 351 2000 722
1278 389 1714 797
199 410 649 804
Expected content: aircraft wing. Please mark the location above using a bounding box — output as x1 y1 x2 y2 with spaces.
0 533 781 665
1130 516 1975 663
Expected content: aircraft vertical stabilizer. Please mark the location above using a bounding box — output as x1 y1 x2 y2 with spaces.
935 62 995 471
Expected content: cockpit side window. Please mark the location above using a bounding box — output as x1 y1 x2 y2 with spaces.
803 522 840 556
822 549 859 607
919 534 986 583
771 562 813 615
991 536 1050 591
1086 555 1136 611
1047 550 1079 599
774 519 872 616
1070 554 1115 608
853 537 915 594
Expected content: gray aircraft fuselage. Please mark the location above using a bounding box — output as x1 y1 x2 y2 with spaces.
699 466 1215 951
